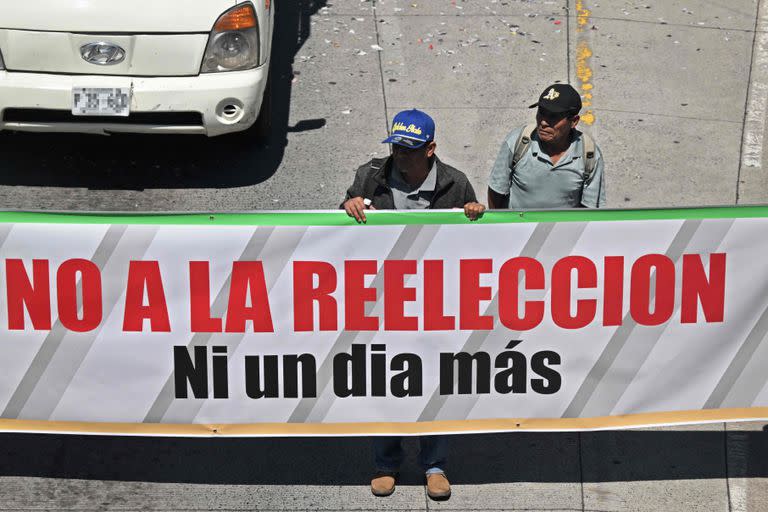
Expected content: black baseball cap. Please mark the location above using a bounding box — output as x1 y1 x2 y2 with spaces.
529 83 582 114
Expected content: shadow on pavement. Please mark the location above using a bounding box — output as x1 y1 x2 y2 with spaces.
0 429 766 485
0 0 327 191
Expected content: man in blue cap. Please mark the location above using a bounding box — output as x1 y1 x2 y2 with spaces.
342 109 485 222
341 110 484 500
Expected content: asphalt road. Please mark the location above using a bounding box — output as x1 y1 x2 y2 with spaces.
1 0 767 510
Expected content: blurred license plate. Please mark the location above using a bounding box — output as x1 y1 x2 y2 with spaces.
72 87 130 116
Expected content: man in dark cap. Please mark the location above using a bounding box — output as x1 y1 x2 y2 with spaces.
487 83 606 209
341 109 484 500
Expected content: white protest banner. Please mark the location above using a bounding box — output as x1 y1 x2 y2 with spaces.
0 208 766 436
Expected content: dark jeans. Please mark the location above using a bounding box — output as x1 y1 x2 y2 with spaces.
373 436 448 474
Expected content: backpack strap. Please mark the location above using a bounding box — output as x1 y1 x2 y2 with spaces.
581 132 596 181
512 123 538 170
580 131 600 207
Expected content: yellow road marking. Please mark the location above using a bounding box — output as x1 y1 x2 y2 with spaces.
575 0 595 125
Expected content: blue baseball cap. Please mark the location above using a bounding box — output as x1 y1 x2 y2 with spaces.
382 109 435 149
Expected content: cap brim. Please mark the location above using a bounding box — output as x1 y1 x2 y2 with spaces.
528 102 571 113
382 135 427 148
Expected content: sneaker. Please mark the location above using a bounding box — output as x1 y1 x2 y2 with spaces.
371 471 397 497
426 472 451 501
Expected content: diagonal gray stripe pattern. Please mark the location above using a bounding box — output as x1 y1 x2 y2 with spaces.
172 227 309 424
574 219 735 417
562 220 700 418
0 224 15 250
2 224 130 419
24 226 160 420
706 302 768 409
288 225 440 423
562 219 736 418
418 222 587 422
143 226 286 423
2 225 159 419
300 225 443 423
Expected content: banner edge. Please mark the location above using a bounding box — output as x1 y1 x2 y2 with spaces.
1 409 765 437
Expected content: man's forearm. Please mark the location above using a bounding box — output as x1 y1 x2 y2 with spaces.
487 188 510 209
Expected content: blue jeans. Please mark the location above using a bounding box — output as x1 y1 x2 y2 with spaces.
373 436 448 474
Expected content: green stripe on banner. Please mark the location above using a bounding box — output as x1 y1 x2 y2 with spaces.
0 206 767 226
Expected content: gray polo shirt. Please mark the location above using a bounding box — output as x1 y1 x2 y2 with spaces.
488 126 606 208
388 161 437 209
